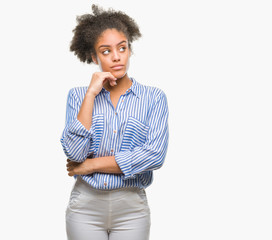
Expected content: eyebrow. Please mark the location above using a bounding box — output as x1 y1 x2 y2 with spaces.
98 40 127 49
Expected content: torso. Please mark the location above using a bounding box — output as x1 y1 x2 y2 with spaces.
105 75 133 109
110 91 124 109
110 89 127 109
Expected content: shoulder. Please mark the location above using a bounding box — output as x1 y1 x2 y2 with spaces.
134 81 168 117
136 80 167 103
67 86 89 102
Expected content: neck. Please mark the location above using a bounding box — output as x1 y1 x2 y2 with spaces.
103 73 132 92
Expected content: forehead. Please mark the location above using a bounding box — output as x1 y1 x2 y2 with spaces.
95 29 128 47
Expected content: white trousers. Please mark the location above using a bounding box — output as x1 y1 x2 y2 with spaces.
66 177 151 240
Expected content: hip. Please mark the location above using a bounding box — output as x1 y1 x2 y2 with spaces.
66 176 150 219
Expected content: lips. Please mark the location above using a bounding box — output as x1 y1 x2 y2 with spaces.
111 65 124 70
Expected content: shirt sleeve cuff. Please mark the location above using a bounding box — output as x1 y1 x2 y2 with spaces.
68 119 94 139
115 151 136 180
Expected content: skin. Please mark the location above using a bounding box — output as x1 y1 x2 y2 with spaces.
66 28 133 177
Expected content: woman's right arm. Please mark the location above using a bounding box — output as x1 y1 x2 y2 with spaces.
78 72 117 130
60 72 117 162
77 90 96 131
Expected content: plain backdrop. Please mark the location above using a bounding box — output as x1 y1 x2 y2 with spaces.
0 0 271 239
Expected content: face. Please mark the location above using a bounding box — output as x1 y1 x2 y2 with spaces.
92 28 131 79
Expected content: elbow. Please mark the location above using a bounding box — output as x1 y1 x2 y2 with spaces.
150 131 169 170
60 139 86 163
62 147 86 163
154 158 165 170
151 150 167 170
65 151 86 163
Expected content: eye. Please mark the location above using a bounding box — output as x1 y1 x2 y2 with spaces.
102 49 110 55
119 46 126 52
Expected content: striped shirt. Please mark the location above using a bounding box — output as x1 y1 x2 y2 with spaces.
60 77 169 190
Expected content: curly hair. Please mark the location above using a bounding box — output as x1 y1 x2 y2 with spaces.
70 4 142 64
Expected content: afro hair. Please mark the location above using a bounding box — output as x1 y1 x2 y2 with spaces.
70 4 142 64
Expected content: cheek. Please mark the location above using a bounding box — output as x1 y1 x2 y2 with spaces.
97 57 109 71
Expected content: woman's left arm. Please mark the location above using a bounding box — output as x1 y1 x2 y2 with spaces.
67 91 169 178
66 156 122 176
114 92 169 179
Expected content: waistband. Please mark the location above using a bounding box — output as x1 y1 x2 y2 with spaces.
74 176 144 199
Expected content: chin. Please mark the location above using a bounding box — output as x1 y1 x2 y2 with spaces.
112 71 127 79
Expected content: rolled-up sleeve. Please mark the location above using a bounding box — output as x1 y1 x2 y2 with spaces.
115 91 169 180
60 88 94 162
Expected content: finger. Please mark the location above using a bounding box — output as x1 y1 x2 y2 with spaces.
102 78 117 87
109 79 117 86
103 72 117 81
66 162 74 167
67 161 77 168
68 167 78 176
66 161 78 167
66 163 73 168
67 165 77 171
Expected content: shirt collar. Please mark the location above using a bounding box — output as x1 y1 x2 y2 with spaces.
101 77 141 99
127 77 141 99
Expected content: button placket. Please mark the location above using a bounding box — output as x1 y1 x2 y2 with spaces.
109 110 118 155
109 95 124 154
118 95 125 111
103 174 109 189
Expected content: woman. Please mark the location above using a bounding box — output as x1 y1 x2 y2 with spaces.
60 4 169 240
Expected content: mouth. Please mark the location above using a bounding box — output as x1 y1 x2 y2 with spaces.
111 65 124 70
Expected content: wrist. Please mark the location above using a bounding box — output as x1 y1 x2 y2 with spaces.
86 89 97 98
84 158 96 174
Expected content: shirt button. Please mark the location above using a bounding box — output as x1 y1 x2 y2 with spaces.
104 182 107 186
121 100 124 103
113 130 117 134
115 112 117 115
110 149 114 153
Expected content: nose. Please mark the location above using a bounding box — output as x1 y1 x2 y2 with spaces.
112 49 120 62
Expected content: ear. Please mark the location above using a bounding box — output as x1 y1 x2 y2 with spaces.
91 54 98 65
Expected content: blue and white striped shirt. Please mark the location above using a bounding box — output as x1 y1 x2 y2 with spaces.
60 77 169 190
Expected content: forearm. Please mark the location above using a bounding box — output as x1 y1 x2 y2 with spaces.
92 156 122 174
77 72 117 131
67 155 123 176
77 91 96 131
